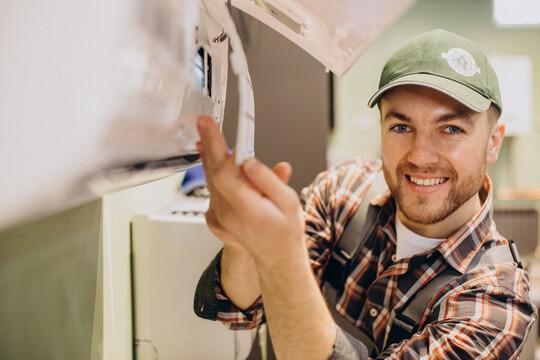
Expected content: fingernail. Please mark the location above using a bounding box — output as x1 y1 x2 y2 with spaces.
243 158 259 174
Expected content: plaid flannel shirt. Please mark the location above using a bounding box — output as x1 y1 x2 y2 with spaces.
212 158 537 359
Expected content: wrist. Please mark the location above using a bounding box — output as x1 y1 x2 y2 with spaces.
255 244 336 360
255 244 312 281
220 243 262 310
222 244 256 272
223 242 250 257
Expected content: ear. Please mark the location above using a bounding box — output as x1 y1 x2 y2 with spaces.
486 122 505 164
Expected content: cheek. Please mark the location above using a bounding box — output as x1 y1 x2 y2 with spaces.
381 134 410 165
381 142 402 177
381 142 394 165
445 137 488 162
443 143 487 178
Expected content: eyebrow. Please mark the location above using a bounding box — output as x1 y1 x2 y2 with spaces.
383 111 411 123
383 110 475 124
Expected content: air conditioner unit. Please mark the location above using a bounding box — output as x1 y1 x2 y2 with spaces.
0 0 416 229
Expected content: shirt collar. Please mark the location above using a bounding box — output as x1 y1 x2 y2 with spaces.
437 175 494 273
372 175 495 273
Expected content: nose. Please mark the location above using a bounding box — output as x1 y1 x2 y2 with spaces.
407 133 440 167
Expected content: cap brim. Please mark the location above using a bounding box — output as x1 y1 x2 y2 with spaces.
367 74 492 112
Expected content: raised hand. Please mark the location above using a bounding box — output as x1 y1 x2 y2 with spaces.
196 115 305 266
197 115 336 359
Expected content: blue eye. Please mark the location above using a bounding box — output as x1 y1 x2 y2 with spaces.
392 124 410 133
444 126 463 134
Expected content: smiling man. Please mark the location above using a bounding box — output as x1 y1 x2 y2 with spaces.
379 85 500 239
194 29 537 359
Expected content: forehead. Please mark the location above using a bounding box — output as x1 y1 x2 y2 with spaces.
379 85 478 118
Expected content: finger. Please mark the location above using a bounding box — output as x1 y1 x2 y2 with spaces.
197 115 229 172
241 158 298 212
205 206 227 238
204 151 257 208
272 162 292 184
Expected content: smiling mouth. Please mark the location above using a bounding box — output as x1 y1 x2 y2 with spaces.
407 176 448 187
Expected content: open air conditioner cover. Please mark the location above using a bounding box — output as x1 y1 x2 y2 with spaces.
232 0 416 76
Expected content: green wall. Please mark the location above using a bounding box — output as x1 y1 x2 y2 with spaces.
0 200 101 360
332 0 540 190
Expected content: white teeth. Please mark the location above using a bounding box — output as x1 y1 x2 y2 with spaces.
409 176 445 186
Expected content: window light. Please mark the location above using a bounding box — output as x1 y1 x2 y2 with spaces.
493 0 540 27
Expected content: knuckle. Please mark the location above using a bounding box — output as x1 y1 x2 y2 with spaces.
205 210 230 238
216 210 234 229
204 209 216 225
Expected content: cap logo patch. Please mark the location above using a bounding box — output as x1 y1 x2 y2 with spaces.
441 48 480 77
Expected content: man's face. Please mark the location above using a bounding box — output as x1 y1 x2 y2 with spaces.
380 85 503 231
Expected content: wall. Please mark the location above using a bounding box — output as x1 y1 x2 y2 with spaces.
332 0 540 190
0 174 182 360
0 200 101 360
223 10 331 193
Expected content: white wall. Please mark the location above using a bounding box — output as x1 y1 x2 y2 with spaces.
100 174 183 360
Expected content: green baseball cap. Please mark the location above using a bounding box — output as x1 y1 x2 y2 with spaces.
368 29 502 113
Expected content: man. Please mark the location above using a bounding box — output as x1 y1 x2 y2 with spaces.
194 29 537 359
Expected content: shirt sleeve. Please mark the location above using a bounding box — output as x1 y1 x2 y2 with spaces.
375 264 538 359
214 260 265 330
193 248 265 330
330 326 369 360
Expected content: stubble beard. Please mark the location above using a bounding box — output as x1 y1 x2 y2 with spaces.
383 160 486 225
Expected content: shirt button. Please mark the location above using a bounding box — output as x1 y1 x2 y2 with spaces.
391 254 397 262
370 308 379 317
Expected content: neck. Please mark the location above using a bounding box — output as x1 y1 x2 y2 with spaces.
397 193 482 238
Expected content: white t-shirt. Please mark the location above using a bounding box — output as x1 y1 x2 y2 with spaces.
395 216 446 261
